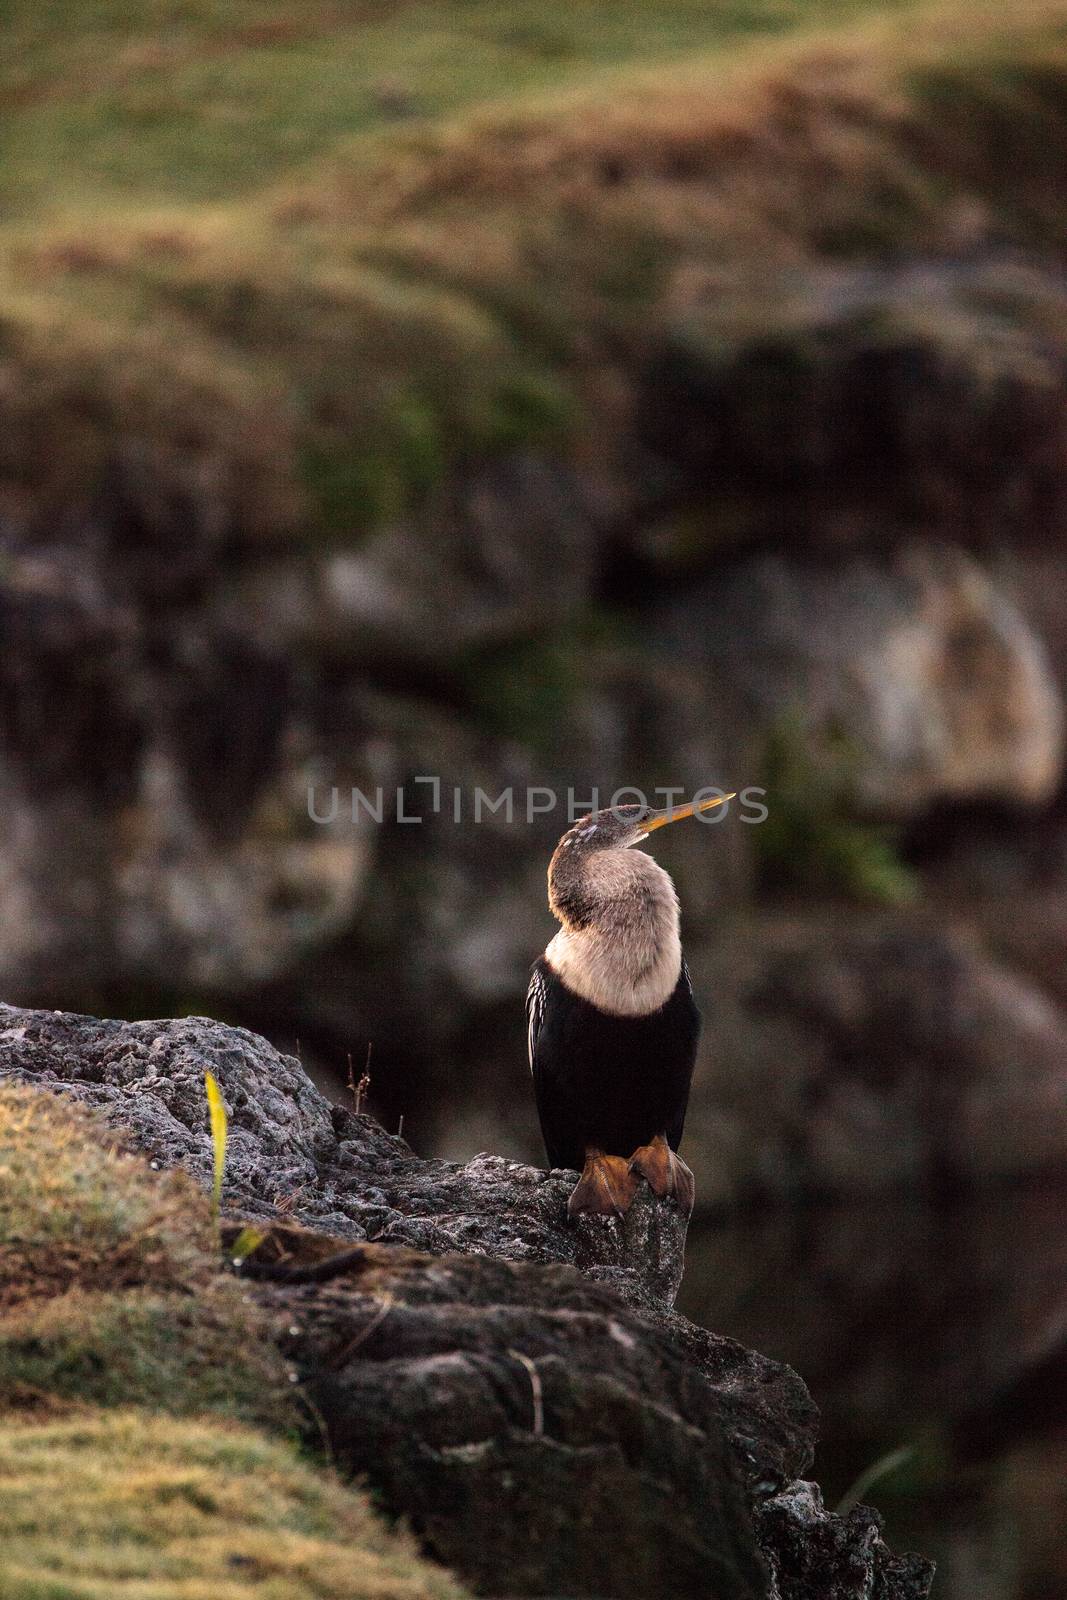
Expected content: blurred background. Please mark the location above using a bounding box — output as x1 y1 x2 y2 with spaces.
4 1 1067 1592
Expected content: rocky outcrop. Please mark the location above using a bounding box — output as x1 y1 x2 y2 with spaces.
0 1001 687 1302
639 259 1067 560
257 1238 773 1598
757 1485 933 1600
0 1002 934 1600
661 542 1063 818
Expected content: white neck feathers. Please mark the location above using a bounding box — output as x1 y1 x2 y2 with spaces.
544 848 681 1018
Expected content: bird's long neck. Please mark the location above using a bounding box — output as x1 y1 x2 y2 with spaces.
545 847 682 1018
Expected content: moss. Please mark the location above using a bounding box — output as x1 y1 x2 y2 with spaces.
300 388 455 539
458 611 628 751
298 363 575 540
0 1090 467 1595
478 371 577 452
0 1287 290 1425
0 1085 291 1428
300 439 404 538
754 719 918 907
0 1086 214 1308
0 1408 467 1600
458 636 577 750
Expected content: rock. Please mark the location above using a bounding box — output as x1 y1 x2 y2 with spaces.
0 1002 934 1599
657 543 1064 819
308 453 599 665
0 568 379 998
640 259 1067 559
757 1483 935 1600
681 912 1067 1203
257 1239 770 1598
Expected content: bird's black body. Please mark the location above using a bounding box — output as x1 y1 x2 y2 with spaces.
527 955 700 1173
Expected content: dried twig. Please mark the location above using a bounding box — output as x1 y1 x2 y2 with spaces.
348 1042 372 1114
275 1185 307 1216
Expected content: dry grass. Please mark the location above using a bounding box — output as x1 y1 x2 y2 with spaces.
321 0 1067 212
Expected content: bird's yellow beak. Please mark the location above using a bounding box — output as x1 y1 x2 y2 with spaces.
642 792 736 832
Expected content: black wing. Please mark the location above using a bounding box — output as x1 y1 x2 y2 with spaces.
527 957 582 1171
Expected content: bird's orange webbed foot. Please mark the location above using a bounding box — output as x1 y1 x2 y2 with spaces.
568 1147 640 1218
628 1133 695 1215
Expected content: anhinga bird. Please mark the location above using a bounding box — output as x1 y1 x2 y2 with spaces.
526 795 732 1219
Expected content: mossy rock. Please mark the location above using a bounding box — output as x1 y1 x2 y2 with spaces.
0 1408 467 1600
753 718 918 907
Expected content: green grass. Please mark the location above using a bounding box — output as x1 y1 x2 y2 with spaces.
3 0 1067 551
0 1287 290 1422
458 609 631 748
3 0 921 216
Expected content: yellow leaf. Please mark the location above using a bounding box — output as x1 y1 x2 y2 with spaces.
204 1072 227 1223
231 1225 267 1262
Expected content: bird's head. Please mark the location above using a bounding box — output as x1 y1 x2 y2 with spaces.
547 794 734 929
